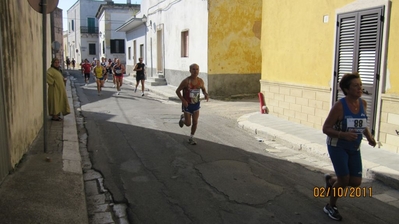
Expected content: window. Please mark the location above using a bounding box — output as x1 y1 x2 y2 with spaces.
89 43 96 55
181 30 189 57
71 20 74 31
110 39 125 53
88 18 95 33
128 47 131 59
102 41 105 54
333 7 384 134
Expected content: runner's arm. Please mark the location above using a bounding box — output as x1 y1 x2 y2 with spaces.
200 79 209 101
176 79 188 106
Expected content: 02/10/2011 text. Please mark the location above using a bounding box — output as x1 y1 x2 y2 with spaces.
313 186 372 198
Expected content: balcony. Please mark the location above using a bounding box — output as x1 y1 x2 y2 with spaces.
80 26 99 34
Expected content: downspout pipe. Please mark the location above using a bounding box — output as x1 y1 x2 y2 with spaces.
42 0 48 153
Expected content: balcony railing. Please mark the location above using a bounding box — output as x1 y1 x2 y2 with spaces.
80 26 99 34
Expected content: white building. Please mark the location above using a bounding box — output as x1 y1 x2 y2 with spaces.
63 30 68 63
115 15 146 76
117 0 208 86
67 0 107 65
96 1 140 64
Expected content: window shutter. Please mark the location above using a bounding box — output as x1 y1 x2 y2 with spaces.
357 9 383 126
358 12 380 84
336 13 357 101
333 7 384 134
111 40 116 53
89 43 96 55
119 40 125 53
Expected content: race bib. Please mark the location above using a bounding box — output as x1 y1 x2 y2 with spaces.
190 89 200 103
346 118 367 133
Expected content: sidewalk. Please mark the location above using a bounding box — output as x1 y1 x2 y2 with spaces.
124 75 399 190
0 78 88 223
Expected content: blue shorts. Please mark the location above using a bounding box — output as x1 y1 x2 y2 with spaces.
327 145 362 177
182 102 200 114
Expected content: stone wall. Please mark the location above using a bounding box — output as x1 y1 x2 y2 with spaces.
379 95 399 153
260 80 330 130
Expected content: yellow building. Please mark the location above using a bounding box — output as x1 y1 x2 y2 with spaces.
208 0 262 98
261 0 399 153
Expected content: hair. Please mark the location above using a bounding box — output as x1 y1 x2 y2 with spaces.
339 72 360 95
51 58 59 64
189 63 199 70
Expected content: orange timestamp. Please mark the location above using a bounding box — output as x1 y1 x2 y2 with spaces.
313 186 373 198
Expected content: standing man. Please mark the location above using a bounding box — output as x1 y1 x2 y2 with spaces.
66 57 70 70
176 63 209 145
133 58 146 96
71 58 76 70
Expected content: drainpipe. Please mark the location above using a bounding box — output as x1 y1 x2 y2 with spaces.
150 37 153 78
42 0 48 152
162 28 165 78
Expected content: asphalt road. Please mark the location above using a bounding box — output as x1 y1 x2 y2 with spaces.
70 71 399 224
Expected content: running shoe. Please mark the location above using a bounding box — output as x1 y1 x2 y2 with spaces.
188 138 197 145
323 204 342 221
325 174 332 196
113 84 115 88
141 93 144 96
134 88 137 93
117 91 120 95
179 114 184 128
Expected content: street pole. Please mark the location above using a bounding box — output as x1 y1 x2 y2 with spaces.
42 0 48 153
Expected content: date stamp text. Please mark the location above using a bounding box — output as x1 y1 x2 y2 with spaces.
313 187 372 198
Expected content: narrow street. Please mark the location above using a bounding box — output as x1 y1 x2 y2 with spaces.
70 70 399 224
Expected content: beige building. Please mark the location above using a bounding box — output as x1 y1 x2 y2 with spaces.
260 0 399 153
0 0 54 182
51 8 64 66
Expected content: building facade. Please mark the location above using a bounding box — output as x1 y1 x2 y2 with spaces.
67 0 106 65
119 0 262 98
96 2 140 63
116 16 146 75
260 0 399 153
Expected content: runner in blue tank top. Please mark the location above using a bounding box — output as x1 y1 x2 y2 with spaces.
322 72 376 221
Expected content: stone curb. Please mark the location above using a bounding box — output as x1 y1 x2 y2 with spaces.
64 74 89 223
